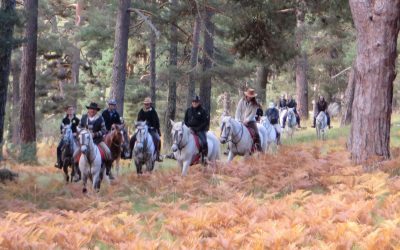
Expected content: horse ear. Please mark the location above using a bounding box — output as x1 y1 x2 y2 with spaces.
170 119 175 126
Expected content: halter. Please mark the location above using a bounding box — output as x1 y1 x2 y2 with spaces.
135 126 150 161
79 130 97 166
172 126 188 152
220 119 244 151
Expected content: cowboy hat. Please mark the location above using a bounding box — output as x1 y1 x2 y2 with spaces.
244 88 257 98
143 97 152 104
86 102 101 111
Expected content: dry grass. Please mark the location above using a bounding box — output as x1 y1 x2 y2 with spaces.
1 138 400 249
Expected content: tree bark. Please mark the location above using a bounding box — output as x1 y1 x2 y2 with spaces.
149 30 157 108
11 52 20 145
163 0 178 149
187 14 201 107
340 63 356 127
111 0 131 116
223 91 231 116
0 0 16 161
71 0 84 108
199 8 214 115
295 0 308 119
349 0 400 165
19 0 38 163
255 65 268 106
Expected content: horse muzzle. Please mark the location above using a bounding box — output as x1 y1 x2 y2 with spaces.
171 144 178 152
220 138 227 144
81 145 88 154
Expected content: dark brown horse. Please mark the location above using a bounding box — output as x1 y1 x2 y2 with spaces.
104 124 124 177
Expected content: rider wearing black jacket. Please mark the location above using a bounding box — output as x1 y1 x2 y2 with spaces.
283 95 301 128
312 96 331 128
184 95 210 163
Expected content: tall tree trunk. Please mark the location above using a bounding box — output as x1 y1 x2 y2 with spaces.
340 63 356 127
149 30 157 108
163 0 178 149
349 0 400 165
19 0 38 163
187 14 201 107
255 65 268 106
295 0 309 119
71 0 84 108
11 52 20 145
0 0 16 160
199 8 214 115
111 0 131 116
222 91 231 116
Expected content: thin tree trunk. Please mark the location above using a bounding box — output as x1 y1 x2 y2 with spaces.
255 65 268 106
11 52 20 145
295 0 308 119
349 0 400 165
149 30 157 108
111 0 131 116
340 63 356 127
19 0 38 163
163 0 178 149
0 0 16 160
71 0 84 108
199 8 214 115
187 14 201 107
223 91 231 116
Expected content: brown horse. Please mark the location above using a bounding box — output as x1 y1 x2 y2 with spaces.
104 124 124 177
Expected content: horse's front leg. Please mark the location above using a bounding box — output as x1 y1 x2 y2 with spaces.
181 161 191 176
135 160 142 175
62 162 69 183
227 151 234 162
115 158 120 176
82 171 88 193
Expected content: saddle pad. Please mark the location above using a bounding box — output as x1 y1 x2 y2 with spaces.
245 126 257 153
190 132 202 165
75 146 106 162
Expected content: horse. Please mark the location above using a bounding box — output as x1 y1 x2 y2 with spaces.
259 116 278 149
104 124 124 177
284 108 297 139
220 116 267 162
77 128 106 193
120 125 131 159
170 120 220 176
132 121 156 174
60 125 80 182
316 111 328 140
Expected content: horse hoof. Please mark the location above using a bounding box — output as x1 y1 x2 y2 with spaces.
82 188 87 193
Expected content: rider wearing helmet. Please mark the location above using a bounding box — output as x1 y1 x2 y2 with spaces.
312 95 331 128
235 88 262 152
282 95 301 129
102 99 122 132
184 95 210 164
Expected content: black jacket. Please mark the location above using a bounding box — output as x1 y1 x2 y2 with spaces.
184 105 210 132
317 100 328 113
265 108 279 125
278 98 287 109
102 109 121 131
256 107 263 122
60 115 80 134
79 114 107 144
137 108 161 135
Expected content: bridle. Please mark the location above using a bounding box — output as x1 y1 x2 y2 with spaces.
79 130 97 166
135 126 150 160
220 119 244 149
172 126 188 151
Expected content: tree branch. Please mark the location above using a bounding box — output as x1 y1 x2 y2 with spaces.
128 8 160 39
331 67 351 79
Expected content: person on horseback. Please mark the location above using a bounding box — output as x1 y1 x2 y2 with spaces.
55 105 80 169
133 97 163 162
184 95 210 164
78 102 113 178
277 94 288 110
102 99 121 132
265 102 281 144
282 95 301 129
312 95 332 129
235 88 262 152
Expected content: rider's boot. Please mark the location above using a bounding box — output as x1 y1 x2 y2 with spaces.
156 151 163 162
311 117 316 128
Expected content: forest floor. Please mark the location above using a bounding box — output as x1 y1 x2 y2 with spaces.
1 118 400 249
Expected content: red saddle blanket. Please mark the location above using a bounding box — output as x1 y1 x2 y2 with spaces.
190 132 202 165
245 125 257 153
75 146 106 163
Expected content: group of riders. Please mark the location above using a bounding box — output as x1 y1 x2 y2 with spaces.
55 88 332 173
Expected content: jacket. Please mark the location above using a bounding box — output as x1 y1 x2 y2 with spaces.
278 98 287 109
184 105 210 132
317 100 328 113
79 114 107 144
102 109 121 131
235 98 258 123
60 115 80 134
137 107 161 135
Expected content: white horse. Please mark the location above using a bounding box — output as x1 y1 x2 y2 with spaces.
78 129 106 193
284 108 297 139
132 121 156 174
220 116 267 161
170 120 220 176
259 116 278 149
316 111 328 140
61 125 80 182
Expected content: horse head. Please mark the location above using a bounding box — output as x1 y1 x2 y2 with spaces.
260 116 271 128
62 125 73 144
220 116 233 144
134 121 149 153
78 129 93 155
287 108 296 127
110 124 123 144
170 120 189 152
316 111 327 129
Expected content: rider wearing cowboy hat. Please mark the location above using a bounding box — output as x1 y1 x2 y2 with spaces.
130 97 163 161
184 95 210 164
55 105 80 169
235 88 262 152
102 99 122 132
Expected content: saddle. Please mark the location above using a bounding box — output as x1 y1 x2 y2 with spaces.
190 131 202 165
74 145 107 163
244 125 257 153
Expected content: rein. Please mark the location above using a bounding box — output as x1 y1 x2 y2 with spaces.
221 120 244 151
173 127 189 152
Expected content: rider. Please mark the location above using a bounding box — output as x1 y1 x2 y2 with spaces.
102 99 122 132
78 102 113 177
134 97 163 162
283 95 301 129
55 105 80 169
235 88 262 152
312 95 331 129
277 94 288 110
265 102 281 144
184 95 210 164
